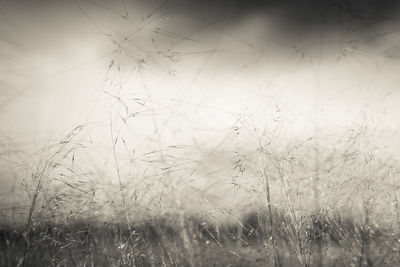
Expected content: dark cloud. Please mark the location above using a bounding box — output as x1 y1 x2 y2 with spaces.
161 0 400 35
2 0 399 50
5 0 400 22
172 0 400 21
4 1 399 34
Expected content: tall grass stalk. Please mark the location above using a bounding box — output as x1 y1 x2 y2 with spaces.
259 144 281 267
274 158 309 266
313 139 323 267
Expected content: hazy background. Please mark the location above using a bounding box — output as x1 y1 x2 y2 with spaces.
1 0 400 219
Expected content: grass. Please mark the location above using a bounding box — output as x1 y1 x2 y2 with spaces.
1 79 399 266
0 121 399 266
1 2 400 266
1 209 400 266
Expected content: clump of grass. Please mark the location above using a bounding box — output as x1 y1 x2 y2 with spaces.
1 114 397 266
0 103 396 267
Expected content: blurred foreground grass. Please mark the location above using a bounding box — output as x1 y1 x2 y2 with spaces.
1 208 400 267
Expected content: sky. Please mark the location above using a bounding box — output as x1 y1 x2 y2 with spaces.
1 0 400 216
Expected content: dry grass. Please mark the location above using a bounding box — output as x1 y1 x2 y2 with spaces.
1 208 400 266
1 2 400 266
0 121 399 267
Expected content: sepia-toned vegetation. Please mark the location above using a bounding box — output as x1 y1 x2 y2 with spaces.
1 119 400 267
1 1 400 266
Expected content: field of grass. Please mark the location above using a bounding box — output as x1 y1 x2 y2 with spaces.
1 2 400 266
1 208 400 266
1 121 400 267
